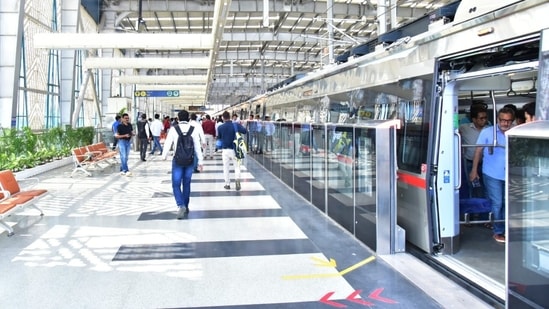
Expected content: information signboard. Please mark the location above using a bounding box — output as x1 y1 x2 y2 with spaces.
134 90 180 97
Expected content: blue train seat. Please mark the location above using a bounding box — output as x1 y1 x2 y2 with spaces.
459 164 494 224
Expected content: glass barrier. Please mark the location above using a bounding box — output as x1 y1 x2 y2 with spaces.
507 121 549 308
248 120 400 253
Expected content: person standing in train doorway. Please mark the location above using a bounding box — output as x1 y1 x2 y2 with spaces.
459 104 490 197
469 107 515 243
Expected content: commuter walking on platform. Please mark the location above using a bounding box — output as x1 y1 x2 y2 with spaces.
190 113 206 172
111 115 121 150
470 107 515 243
149 113 164 155
218 111 247 191
137 113 151 161
115 113 134 176
201 114 216 159
161 110 204 219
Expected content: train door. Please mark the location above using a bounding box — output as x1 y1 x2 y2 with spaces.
431 36 541 294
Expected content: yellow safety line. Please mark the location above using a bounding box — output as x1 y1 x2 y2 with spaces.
282 256 376 280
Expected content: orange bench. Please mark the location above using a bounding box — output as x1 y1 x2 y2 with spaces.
86 143 117 164
71 143 115 177
0 170 47 236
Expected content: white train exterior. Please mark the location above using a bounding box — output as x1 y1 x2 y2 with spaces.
218 0 549 302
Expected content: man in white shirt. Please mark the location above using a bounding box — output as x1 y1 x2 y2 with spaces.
190 113 206 172
161 110 204 219
149 113 164 155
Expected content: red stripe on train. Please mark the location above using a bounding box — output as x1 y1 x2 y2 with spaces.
397 171 426 189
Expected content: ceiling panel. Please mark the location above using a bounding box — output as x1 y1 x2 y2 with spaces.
102 0 456 107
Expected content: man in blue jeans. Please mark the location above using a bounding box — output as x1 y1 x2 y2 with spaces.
161 110 203 219
470 107 515 243
115 113 134 176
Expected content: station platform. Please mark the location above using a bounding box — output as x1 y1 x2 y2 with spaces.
0 151 491 308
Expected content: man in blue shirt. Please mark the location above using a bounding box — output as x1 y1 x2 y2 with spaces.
470 107 515 243
217 111 247 191
111 115 121 150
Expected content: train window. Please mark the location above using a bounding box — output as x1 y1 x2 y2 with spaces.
351 78 430 173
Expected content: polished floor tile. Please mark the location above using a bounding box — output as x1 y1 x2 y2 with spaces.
0 151 491 309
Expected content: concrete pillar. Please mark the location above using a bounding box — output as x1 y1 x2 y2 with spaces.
100 10 117 124
60 0 80 127
0 0 25 128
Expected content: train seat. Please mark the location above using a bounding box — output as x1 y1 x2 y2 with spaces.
459 164 494 224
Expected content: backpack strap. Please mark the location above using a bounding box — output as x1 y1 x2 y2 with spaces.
174 123 194 137
232 122 238 139
173 124 183 137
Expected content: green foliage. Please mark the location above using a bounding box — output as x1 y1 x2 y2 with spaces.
0 126 96 172
118 107 127 116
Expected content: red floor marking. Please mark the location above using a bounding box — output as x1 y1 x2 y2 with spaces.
346 290 374 306
320 291 347 308
368 288 398 304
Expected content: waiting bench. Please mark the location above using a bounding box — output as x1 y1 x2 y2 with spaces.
71 143 117 177
0 170 47 236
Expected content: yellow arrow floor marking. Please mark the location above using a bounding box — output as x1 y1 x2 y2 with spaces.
311 256 337 267
282 256 375 280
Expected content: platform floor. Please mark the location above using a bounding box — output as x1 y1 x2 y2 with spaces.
0 151 492 308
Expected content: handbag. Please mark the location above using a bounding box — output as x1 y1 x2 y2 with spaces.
216 139 223 148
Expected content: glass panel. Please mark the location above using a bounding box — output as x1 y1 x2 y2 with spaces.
326 124 355 233
355 126 377 249
508 136 549 308
279 123 295 188
294 123 312 202
269 122 282 178
263 120 275 172
311 124 327 212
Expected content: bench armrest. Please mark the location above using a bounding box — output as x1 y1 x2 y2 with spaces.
15 177 40 190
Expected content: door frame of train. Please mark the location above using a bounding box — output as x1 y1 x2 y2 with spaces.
433 58 538 255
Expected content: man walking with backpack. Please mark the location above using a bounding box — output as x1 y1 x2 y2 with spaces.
217 111 247 191
161 110 204 219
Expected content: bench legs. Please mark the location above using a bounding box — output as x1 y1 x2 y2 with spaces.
71 166 92 177
0 205 44 237
0 219 14 236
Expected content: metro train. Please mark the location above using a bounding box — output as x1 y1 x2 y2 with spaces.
217 0 549 303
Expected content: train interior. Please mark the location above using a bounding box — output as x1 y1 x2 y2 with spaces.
429 36 540 300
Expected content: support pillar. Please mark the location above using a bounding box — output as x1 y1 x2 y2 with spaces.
0 0 25 129
60 0 80 127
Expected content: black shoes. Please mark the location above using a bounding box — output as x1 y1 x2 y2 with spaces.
224 185 230 190
176 206 189 219
235 180 241 191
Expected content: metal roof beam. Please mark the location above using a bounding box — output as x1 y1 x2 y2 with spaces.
105 0 426 16
116 75 208 84
34 33 213 50
84 57 210 69
217 50 320 62
136 84 207 91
